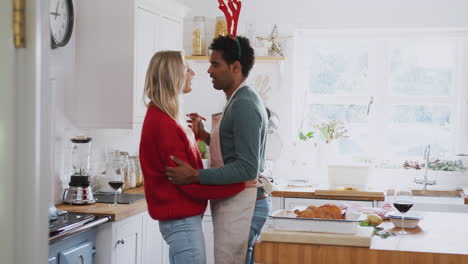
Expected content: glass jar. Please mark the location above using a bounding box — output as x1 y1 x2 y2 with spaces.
131 156 144 186
214 16 227 38
105 150 127 191
119 152 131 190
192 16 206 56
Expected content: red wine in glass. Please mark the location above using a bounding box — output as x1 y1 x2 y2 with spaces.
108 181 124 191
393 202 413 213
393 188 413 235
108 180 124 206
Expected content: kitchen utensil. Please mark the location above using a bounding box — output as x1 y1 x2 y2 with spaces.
63 136 96 205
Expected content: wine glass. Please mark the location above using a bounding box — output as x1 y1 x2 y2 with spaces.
107 154 125 207
393 188 413 235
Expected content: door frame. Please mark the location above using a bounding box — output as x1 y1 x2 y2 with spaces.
0 0 51 262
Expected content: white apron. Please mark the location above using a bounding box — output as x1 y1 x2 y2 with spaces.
209 87 257 264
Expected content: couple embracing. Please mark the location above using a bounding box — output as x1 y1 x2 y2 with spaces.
139 35 272 264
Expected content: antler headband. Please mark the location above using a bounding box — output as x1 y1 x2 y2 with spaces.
218 0 242 37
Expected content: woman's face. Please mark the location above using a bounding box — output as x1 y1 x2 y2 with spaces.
182 66 195 94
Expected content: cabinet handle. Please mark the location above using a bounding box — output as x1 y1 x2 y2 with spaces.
117 239 125 245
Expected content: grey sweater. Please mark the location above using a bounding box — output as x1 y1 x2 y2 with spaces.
199 86 268 198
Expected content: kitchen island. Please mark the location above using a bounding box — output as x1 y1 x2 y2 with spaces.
255 211 468 264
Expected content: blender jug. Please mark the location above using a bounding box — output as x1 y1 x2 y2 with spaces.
63 136 96 204
71 136 92 176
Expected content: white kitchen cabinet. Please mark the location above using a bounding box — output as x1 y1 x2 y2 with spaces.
75 0 186 128
271 197 284 213
284 198 373 211
115 219 141 264
142 212 168 264
96 212 170 264
95 213 143 264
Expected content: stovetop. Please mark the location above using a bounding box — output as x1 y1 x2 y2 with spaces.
49 212 96 237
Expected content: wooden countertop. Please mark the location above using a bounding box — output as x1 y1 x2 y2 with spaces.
464 187 468 204
271 186 385 201
56 186 147 222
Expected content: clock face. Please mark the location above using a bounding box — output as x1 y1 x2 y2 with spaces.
49 0 74 48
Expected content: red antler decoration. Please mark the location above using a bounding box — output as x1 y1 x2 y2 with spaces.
218 0 242 37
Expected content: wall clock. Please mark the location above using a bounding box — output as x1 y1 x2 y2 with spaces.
49 0 74 49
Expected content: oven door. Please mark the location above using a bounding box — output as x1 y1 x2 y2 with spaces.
58 241 95 264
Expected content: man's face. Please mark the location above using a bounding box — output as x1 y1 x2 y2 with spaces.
207 50 234 91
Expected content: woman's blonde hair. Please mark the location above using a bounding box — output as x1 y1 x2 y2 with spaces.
144 51 185 121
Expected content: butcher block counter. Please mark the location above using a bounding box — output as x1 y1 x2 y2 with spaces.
271 185 385 201
57 186 147 221
255 211 468 264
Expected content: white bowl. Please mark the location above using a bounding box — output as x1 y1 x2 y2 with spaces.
388 214 422 229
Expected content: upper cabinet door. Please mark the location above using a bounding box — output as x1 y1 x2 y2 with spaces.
134 8 160 121
75 1 184 128
159 16 182 51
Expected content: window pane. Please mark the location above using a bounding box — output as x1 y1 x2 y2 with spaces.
306 104 368 125
385 105 451 158
305 41 369 95
390 105 450 126
384 125 451 158
389 40 454 96
304 104 370 159
337 125 370 158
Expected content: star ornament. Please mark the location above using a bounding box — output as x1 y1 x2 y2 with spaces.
256 25 291 57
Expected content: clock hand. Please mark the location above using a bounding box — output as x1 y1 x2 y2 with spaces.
55 0 60 15
50 12 60 19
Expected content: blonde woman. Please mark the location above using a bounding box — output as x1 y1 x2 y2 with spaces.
139 51 246 264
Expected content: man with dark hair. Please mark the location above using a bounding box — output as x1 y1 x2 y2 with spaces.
209 35 255 78
166 35 270 264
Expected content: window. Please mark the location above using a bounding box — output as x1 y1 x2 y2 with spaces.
295 30 468 162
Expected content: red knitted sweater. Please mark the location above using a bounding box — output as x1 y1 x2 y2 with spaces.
139 106 245 220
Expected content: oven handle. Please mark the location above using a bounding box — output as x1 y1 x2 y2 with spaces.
49 216 110 244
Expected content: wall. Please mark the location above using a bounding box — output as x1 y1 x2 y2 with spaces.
179 0 468 185
50 0 468 202
49 0 142 203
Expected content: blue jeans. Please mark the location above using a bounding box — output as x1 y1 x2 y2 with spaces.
245 196 271 264
158 215 206 264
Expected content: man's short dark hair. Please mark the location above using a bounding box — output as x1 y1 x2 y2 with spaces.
209 35 255 77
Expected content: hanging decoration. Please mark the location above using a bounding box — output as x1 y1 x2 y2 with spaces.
217 0 242 37
256 25 291 57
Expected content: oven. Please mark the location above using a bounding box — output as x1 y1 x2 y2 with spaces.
49 210 109 264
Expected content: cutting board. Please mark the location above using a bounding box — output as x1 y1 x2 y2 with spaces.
261 226 373 247
314 189 384 198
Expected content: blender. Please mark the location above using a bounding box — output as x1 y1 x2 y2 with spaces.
63 136 96 205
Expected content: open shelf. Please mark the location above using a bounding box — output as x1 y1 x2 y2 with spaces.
185 56 285 61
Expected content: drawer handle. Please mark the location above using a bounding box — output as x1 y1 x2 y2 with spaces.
117 239 125 245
